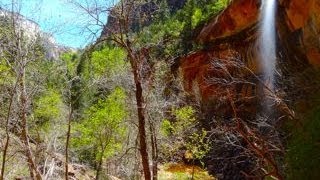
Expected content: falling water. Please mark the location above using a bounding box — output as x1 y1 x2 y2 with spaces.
259 0 277 110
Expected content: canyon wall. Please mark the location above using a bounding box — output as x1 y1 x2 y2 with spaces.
179 0 320 107
177 0 320 178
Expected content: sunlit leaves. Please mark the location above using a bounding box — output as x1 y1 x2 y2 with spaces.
173 106 196 133
0 59 13 85
91 46 127 77
161 106 196 136
211 0 230 12
34 89 63 125
160 105 210 162
160 119 173 137
192 8 203 28
191 0 230 28
72 87 127 162
61 52 79 76
186 129 211 164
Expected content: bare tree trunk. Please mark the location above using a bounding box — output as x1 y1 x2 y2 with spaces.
135 81 151 180
148 119 158 180
95 151 104 180
4 1 42 179
130 61 151 179
191 160 195 180
19 69 42 180
65 105 73 180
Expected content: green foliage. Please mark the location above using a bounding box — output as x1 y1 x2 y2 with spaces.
136 0 230 58
160 106 196 136
91 46 127 77
0 60 10 74
138 18 185 45
174 106 195 121
191 0 230 28
0 17 13 39
160 106 210 162
211 0 230 12
0 59 13 85
33 89 63 126
34 60 65 89
286 98 320 179
192 8 203 28
72 87 127 164
61 52 79 77
160 105 211 164
186 129 211 165
160 119 173 137
173 106 196 133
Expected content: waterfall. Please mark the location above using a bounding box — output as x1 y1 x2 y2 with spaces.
259 0 277 111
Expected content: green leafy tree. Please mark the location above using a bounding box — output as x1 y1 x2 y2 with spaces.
160 106 210 165
72 87 127 179
0 7 46 179
91 46 127 77
33 89 64 128
161 106 196 136
186 130 211 166
61 52 79 77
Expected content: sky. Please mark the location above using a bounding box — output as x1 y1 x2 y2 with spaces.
0 0 117 48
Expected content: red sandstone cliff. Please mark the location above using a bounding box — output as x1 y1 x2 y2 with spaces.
179 0 320 104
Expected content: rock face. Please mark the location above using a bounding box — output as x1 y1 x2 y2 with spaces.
178 0 320 178
101 0 187 37
180 0 320 104
0 8 68 60
281 0 320 66
197 0 260 43
0 8 41 38
180 0 262 120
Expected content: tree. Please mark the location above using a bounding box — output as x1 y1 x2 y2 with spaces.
0 2 45 179
91 46 127 78
67 0 233 179
70 1 161 179
72 87 127 179
160 105 211 167
59 51 80 180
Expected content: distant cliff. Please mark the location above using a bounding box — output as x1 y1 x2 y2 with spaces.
0 7 72 60
100 0 187 37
